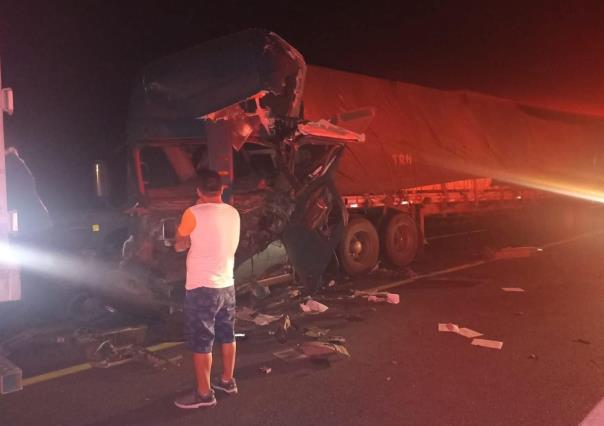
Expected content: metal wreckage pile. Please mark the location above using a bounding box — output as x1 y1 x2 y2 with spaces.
112 28 364 316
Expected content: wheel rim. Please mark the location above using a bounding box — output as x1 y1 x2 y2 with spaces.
392 224 413 253
349 231 370 262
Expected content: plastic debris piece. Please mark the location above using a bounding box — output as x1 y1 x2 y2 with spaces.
273 348 308 362
471 338 503 350
289 288 301 298
327 280 336 288
528 354 538 360
501 287 526 292
386 377 392 382
300 299 328 313
259 366 272 374
438 323 460 333
457 328 483 339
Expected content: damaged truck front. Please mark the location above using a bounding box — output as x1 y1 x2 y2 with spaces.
98 30 357 315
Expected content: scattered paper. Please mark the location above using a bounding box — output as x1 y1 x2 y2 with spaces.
471 338 503 350
501 287 526 292
457 328 483 338
300 299 329 313
438 323 482 338
438 323 460 333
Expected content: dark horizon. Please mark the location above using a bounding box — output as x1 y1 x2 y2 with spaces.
2 1 604 211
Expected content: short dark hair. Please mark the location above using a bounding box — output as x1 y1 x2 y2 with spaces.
197 169 222 195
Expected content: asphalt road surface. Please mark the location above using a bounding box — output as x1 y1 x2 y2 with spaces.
3 211 604 425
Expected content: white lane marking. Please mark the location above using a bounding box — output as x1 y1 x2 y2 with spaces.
427 229 487 241
539 230 604 249
369 260 487 293
366 229 604 294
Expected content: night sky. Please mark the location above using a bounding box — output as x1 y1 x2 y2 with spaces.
2 1 604 211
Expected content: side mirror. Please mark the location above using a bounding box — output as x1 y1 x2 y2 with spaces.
93 160 111 199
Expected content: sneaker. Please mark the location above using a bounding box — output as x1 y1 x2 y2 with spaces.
174 389 217 409
213 377 238 395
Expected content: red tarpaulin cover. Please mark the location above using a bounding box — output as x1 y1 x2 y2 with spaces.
303 66 604 201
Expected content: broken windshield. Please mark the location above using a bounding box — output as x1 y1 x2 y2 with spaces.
136 143 279 197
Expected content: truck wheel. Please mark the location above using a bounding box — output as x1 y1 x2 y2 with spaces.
338 218 379 276
383 213 419 267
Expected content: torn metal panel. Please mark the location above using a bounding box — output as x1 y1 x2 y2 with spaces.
127 29 306 143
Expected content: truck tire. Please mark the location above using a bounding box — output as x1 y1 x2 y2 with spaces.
338 217 380 276
382 213 419 267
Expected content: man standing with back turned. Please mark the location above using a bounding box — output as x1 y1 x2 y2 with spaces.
174 169 241 409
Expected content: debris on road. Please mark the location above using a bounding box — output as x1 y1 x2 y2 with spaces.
438 323 482 338
236 307 282 326
259 366 272 374
300 299 329 313
275 315 292 343
300 341 351 359
573 338 591 345
288 288 302 298
303 326 331 338
457 328 483 339
471 338 503 350
501 287 526 292
528 354 538 360
354 291 400 304
317 335 346 345
438 323 460 333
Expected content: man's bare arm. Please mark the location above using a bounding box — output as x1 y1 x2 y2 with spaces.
174 208 195 252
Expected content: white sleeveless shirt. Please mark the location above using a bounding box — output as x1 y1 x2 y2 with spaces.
184 203 240 290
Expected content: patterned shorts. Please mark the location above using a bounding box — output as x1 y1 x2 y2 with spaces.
184 286 236 354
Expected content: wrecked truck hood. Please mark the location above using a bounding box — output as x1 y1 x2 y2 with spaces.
127 29 306 142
